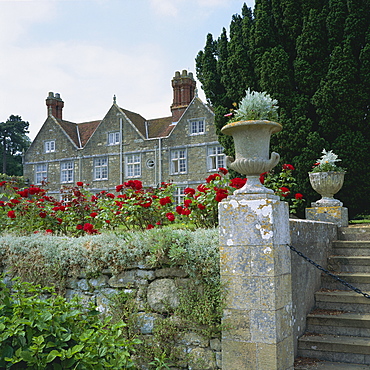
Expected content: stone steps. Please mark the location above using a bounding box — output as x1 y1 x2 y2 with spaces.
297 225 370 366
298 334 370 364
315 291 370 313
328 256 370 273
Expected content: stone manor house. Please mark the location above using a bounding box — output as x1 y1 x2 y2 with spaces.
23 70 225 201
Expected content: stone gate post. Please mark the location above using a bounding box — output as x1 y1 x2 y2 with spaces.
219 192 294 369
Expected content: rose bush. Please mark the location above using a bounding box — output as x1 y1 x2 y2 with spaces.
0 165 304 235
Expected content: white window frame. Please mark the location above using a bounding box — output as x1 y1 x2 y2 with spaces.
174 186 186 205
189 119 205 135
171 149 187 174
94 157 108 181
207 145 225 171
125 154 141 178
108 131 120 145
44 140 55 153
35 164 47 184
60 161 74 183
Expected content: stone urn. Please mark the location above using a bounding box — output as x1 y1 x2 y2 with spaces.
221 120 282 194
309 171 345 206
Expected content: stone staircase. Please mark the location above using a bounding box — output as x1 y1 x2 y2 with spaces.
297 225 370 367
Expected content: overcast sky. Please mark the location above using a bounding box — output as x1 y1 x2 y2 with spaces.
1 0 255 140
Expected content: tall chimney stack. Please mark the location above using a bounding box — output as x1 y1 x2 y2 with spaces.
46 92 64 120
171 70 196 122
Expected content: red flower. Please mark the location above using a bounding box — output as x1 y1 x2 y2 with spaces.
184 199 192 207
146 224 155 229
279 187 290 197
159 196 172 206
184 187 195 196
230 177 247 189
166 212 175 222
140 199 152 208
215 189 228 202
283 164 295 171
76 224 83 230
105 220 111 224
197 203 206 210
259 172 267 185
116 184 124 192
219 167 228 175
176 206 184 214
56 218 63 224
10 199 20 204
124 180 143 190
197 184 209 193
39 212 47 218
106 193 115 199
206 173 221 183
295 193 303 200
182 208 191 216
90 212 98 218
7 210 16 219
0 181 6 187
17 189 29 198
45 229 53 233
76 181 84 187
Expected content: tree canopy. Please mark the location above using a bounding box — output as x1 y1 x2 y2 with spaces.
196 0 370 217
0 115 31 176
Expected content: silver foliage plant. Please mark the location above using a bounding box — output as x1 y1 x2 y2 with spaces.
233 88 279 121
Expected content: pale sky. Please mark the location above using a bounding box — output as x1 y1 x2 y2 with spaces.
0 0 254 140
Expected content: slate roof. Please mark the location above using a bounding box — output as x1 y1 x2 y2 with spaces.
55 105 176 148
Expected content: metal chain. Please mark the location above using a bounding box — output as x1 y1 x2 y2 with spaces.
288 245 370 299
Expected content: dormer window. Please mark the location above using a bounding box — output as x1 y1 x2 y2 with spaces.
44 140 55 153
189 119 205 135
108 131 120 145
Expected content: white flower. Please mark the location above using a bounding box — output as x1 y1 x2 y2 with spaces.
318 149 341 165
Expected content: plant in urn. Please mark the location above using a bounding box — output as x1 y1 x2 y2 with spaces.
221 89 282 194
309 149 346 206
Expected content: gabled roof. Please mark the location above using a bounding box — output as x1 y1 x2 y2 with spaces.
57 119 101 148
146 116 174 138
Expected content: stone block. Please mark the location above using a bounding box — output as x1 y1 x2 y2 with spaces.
219 245 251 276
108 270 137 287
219 194 290 247
260 274 292 311
147 278 179 312
306 206 348 227
222 340 257 370
222 309 251 342
222 275 260 310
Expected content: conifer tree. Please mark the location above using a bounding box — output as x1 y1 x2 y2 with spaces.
196 0 370 216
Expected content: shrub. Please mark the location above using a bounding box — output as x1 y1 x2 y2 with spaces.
0 277 140 369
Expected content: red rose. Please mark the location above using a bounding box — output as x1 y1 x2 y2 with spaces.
184 199 192 207
76 181 84 187
176 206 184 214
230 177 247 189
106 193 115 199
197 203 206 210
83 223 94 232
279 187 290 197
184 187 195 196
206 173 221 183
146 224 154 229
90 212 98 218
219 167 228 175
159 196 172 206
259 172 267 185
166 212 175 222
182 208 191 216
215 189 228 202
45 229 53 233
39 212 47 218
197 184 209 193
7 210 16 219
283 164 295 171
295 193 303 200
76 224 83 230
116 184 124 192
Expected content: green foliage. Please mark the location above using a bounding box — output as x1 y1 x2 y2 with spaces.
0 115 31 176
195 0 370 217
0 277 139 369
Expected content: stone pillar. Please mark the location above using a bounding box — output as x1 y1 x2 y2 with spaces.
305 205 348 227
219 192 294 370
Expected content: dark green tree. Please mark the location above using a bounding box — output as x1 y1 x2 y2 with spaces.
0 115 31 176
196 0 370 217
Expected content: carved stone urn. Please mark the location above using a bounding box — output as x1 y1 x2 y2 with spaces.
221 120 282 194
309 171 345 206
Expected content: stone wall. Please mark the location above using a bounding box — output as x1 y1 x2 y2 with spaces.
62 264 221 370
290 219 337 355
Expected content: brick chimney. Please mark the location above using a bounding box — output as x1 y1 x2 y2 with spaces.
171 70 196 122
46 92 64 120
